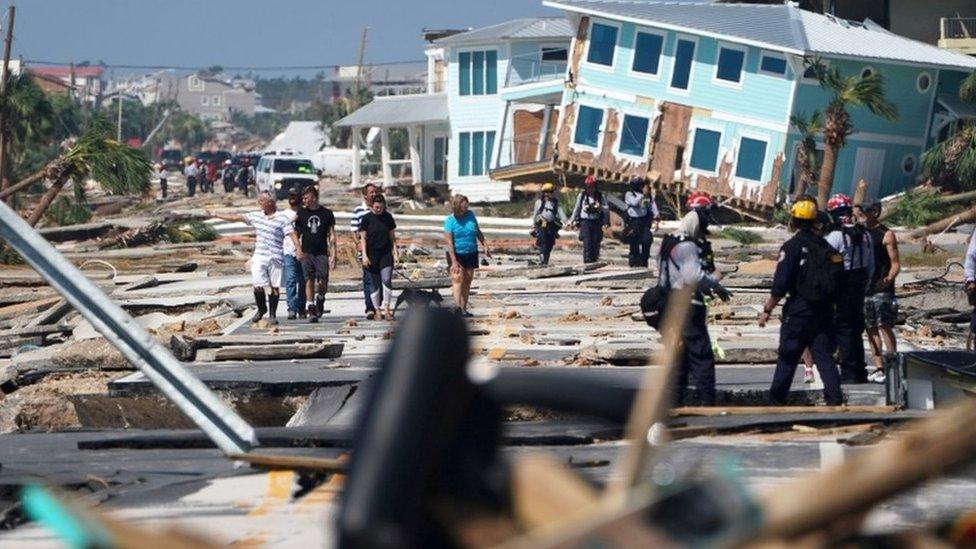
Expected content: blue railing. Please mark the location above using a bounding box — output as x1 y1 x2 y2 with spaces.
505 50 568 88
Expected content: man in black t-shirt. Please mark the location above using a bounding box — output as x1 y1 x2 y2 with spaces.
290 185 336 322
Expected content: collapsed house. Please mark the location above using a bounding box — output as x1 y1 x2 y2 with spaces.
490 1 976 211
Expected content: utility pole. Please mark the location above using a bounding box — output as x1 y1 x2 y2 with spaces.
116 93 123 141
353 26 369 105
0 5 16 200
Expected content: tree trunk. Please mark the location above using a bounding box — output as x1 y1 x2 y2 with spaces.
908 204 976 240
0 165 50 200
26 178 65 227
817 144 839 210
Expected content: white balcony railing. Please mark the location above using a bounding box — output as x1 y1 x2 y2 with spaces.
505 49 568 89
941 17 976 40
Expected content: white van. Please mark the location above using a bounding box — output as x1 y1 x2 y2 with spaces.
255 155 320 200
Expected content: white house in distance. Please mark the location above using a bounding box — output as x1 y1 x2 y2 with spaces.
338 18 573 202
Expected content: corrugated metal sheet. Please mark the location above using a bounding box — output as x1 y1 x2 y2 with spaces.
545 0 976 70
434 17 574 46
336 94 448 127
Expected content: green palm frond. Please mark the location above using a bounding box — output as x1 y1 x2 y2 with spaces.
0 73 55 147
961 71 976 104
61 117 152 195
843 72 898 120
790 110 823 138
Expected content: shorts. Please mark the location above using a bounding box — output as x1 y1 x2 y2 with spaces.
301 254 330 283
448 251 479 270
251 259 283 288
864 293 897 328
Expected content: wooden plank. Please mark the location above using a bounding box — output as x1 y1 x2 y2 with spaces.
203 342 344 362
24 299 72 327
671 405 900 417
227 452 346 472
511 454 598 530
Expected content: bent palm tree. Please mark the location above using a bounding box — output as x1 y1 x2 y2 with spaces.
26 117 151 226
921 71 976 190
806 57 898 208
789 110 823 201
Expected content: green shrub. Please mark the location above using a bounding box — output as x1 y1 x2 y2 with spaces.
161 219 218 243
44 197 92 226
889 191 950 228
712 227 763 245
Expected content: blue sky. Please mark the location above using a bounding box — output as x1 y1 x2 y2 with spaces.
11 0 557 76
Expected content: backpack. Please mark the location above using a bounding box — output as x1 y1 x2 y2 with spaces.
841 224 868 269
640 234 682 329
796 232 844 304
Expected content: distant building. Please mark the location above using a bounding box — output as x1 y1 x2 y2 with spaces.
26 65 103 104
108 71 257 122
328 61 428 99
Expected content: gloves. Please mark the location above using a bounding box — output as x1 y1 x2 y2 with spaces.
713 286 732 302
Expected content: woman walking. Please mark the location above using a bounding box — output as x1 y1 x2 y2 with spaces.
359 194 399 320
444 194 490 317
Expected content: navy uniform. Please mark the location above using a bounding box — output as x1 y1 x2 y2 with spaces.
533 184 568 266
964 227 976 335
658 207 728 406
766 208 844 406
624 177 659 268
570 177 609 263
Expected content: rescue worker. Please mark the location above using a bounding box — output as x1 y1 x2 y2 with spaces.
825 193 874 384
532 182 568 266
760 196 844 406
859 199 900 382
624 176 660 268
964 226 976 348
183 158 198 197
657 193 730 406
570 176 609 263
237 158 254 196
222 160 237 193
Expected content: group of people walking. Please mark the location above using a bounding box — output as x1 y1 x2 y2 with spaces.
532 175 659 267
176 157 254 198
647 190 901 408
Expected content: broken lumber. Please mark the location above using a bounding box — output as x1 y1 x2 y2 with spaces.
198 342 344 362
671 405 899 416
24 299 72 327
227 452 346 472
909 203 976 240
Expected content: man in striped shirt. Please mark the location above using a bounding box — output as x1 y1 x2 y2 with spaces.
350 183 379 319
208 192 292 324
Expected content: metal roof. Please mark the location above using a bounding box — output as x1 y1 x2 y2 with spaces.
335 94 448 128
543 0 976 70
434 17 574 46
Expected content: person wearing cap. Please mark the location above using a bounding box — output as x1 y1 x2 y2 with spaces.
183 158 199 197
760 196 844 406
657 193 730 406
532 182 568 266
281 186 307 320
859 199 900 383
624 176 660 268
570 176 609 263
825 193 874 384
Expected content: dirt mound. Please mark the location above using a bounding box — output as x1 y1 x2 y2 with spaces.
0 371 118 433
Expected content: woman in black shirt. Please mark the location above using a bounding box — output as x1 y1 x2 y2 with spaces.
359 194 399 320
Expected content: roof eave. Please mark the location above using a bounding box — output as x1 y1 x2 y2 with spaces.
814 51 976 72
541 0 805 56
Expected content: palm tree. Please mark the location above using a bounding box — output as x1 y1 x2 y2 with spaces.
25 117 151 226
806 57 898 209
789 110 823 201
0 73 56 197
921 71 976 190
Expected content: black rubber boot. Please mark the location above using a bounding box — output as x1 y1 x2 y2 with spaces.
251 289 267 323
315 295 325 317
268 293 280 325
308 304 319 323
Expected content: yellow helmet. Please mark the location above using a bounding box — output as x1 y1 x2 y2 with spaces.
541 183 555 192
789 197 818 220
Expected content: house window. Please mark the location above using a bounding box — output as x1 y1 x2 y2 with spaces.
759 54 787 76
587 22 618 67
860 66 876 80
619 114 650 157
458 50 498 96
573 105 604 148
201 95 210 106
188 75 203 91
689 128 721 172
670 38 696 91
735 137 768 181
715 46 745 84
902 154 917 175
458 130 496 176
542 47 568 62
917 72 932 93
631 31 664 76
212 95 222 106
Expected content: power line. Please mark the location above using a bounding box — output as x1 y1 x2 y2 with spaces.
21 58 427 72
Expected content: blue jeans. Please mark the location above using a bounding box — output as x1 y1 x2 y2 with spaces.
283 255 306 313
362 267 375 313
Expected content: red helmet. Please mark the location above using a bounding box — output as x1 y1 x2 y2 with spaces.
826 193 853 212
686 191 714 210
584 175 597 186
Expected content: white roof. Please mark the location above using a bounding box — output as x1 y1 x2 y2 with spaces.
266 121 330 156
543 0 976 70
336 94 448 128
434 17 574 46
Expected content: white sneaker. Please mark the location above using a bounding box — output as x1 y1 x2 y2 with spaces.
867 370 886 384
